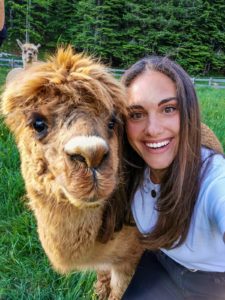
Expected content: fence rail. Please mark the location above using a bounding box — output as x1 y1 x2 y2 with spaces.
191 77 225 89
1 58 225 89
0 57 23 68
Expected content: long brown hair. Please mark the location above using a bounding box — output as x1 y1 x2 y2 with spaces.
122 56 202 249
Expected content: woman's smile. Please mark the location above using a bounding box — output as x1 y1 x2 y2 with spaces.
144 138 172 150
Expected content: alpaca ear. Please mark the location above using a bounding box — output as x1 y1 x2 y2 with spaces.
36 43 41 49
16 39 23 49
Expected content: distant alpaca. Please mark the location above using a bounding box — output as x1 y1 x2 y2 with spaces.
1 47 223 300
16 39 41 68
6 40 41 84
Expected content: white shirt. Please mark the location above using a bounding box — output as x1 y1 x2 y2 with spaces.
131 147 225 272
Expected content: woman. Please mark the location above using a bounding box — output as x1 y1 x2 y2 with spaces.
121 57 225 299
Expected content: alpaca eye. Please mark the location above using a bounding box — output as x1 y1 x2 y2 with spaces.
32 117 48 137
108 116 116 130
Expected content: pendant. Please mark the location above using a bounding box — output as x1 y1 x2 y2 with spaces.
151 189 157 198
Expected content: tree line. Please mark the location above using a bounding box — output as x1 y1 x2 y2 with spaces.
4 0 225 75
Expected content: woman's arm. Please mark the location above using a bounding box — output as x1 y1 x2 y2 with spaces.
0 0 5 31
207 175 225 243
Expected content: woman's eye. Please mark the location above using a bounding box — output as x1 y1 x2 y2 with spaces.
164 106 176 114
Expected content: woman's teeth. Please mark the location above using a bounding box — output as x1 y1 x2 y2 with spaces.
146 140 170 149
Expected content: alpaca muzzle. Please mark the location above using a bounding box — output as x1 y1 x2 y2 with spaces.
64 135 109 169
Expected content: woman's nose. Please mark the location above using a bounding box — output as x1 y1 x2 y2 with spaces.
144 115 163 136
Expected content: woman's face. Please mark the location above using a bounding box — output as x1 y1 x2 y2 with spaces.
126 70 180 182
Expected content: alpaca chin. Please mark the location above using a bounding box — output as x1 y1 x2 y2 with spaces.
61 186 104 208
55 172 114 208
26 57 33 64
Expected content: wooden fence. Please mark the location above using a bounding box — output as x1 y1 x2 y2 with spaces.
0 57 225 89
0 57 23 68
191 77 225 89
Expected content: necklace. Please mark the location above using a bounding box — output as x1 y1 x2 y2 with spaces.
151 189 157 198
142 168 160 198
149 175 159 198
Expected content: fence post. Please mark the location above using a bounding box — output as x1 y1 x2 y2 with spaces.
209 77 212 86
10 59 13 68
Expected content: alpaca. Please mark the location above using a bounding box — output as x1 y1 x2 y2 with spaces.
6 39 41 84
17 39 41 68
2 46 143 300
1 47 223 299
201 123 223 153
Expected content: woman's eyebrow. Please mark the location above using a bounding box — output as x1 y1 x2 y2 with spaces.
159 97 178 106
127 97 177 109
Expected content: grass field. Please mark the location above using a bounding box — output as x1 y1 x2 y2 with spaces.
0 66 224 299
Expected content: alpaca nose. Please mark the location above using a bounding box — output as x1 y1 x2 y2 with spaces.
64 136 109 169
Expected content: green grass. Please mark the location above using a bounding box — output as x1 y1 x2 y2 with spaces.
0 67 10 86
0 67 224 299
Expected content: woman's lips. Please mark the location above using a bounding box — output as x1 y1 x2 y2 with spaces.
145 139 170 149
144 138 173 153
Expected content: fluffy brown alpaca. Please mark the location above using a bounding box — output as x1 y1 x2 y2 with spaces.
2 46 143 300
1 47 223 299
6 40 41 84
201 123 223 153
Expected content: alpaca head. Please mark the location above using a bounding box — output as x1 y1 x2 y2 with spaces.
16 39 41 67
2 46 127 208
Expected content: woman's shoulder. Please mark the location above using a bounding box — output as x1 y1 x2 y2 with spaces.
200 146 225 194
198 148 225 216
201 146 225 170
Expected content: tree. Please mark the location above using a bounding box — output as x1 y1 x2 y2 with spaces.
4 0 225 75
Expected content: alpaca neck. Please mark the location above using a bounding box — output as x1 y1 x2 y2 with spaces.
29 190 104 243
23 61 33 69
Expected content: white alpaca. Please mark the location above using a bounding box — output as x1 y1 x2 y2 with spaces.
6 39 41 84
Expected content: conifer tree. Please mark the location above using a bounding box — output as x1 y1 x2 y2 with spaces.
4 0 225 75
